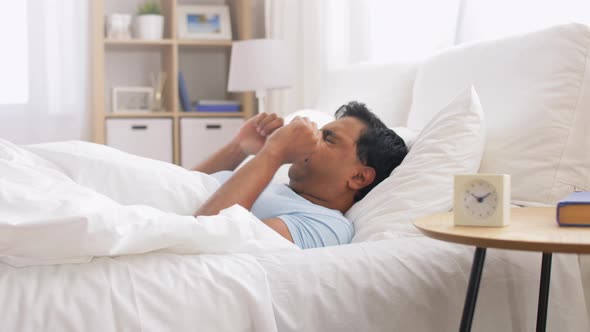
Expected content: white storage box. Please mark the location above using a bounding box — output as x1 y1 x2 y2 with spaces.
106 118 173 163
181 118 244 169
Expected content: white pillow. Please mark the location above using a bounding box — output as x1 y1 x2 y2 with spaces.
347 86 485 242
408 23 590 205
284 108 334 128
25 141 219 216
391 126 420 150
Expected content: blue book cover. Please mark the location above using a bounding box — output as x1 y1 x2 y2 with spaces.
556 191 590 226
197 100 240 106
178 72 191 112
193 104 240 112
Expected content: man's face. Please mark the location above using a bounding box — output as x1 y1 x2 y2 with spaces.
288 116 367 197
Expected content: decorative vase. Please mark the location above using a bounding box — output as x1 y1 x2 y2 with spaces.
106 14 132 39
135 14 164 40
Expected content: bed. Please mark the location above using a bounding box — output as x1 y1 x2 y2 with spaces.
1 238 586 331
2 23 590 331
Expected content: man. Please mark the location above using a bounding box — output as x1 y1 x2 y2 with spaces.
194 102 407 249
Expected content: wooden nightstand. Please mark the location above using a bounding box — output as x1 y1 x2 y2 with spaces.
414 207 590 332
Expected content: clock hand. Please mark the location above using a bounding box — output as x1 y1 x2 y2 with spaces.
470 193 485 203
481 192 492 200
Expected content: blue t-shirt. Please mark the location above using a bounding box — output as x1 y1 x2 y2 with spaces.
211 171 354 249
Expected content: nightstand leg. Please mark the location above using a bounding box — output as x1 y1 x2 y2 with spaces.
536 253 552 332
460 247 487 332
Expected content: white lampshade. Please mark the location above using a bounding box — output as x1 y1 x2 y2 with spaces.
227 39 293 92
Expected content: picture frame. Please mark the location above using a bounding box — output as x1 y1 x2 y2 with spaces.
112 86 154 113
177 5 232 40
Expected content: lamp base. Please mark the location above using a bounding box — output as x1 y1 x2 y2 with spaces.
255 90 266 114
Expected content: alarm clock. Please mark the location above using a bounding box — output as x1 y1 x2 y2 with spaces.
453 174 510 227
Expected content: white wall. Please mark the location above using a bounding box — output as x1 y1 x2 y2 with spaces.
457 0 590 43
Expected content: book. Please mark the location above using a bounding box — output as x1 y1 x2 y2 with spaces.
196 99 241 106
556 191 590 226
191 102 240 112
178 72 191 112
192 105 240 112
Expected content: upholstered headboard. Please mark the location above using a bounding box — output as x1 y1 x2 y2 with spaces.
408 23 590 206
313 62 418 127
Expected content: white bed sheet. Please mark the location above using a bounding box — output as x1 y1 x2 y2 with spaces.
255 236 590 332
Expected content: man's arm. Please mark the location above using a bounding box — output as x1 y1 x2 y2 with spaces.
195 147 283 215
262 217 294 242
198 150 295 242
195 117 319 219
192 141 247 174
192 113 284 174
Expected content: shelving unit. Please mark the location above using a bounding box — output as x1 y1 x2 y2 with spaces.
91 0 254 165
104 38 175 45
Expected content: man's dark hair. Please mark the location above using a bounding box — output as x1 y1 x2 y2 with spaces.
335 101 408 202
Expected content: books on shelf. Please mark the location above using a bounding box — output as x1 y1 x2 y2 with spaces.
178 72 191 112
177 73 240 112
556 191 590 226
191 100 241 112
197 100 240 106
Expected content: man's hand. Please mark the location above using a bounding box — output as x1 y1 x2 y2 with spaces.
232 113 284 156
195 116 318 235
261 116 320 164
193 113 284 173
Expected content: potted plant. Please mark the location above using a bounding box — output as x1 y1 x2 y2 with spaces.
135 1 164 40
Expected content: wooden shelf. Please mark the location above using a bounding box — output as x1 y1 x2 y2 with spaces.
104 39 232 48
177 39 233 47
93 0 254 165
105 39 174 46
105 112 174 118
179 112 244 118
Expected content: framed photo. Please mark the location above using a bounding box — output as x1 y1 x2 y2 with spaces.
177 5 232 40
112 87 153 113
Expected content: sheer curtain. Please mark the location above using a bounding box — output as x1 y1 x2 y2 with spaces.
324 0 462 68
265 0 324 115
265 0 590 115
264 0 462 115
0 0 89 145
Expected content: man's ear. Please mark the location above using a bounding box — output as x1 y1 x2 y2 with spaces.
348 166 376 191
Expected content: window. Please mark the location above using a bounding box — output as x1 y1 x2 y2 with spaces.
0 2 28 104
324 0 462 68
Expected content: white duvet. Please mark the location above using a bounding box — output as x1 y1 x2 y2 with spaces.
0 139 298 267
0 139 304 331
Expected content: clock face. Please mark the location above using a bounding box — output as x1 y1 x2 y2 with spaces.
463 179 498 219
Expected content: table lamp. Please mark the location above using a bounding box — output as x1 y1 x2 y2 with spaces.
227 39 293 114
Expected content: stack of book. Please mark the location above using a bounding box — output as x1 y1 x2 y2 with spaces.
178 72 241 113
192 100 241 112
